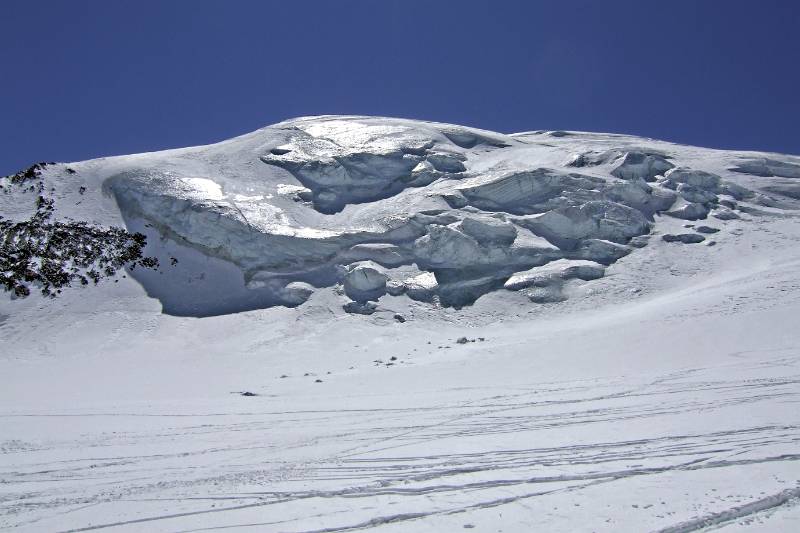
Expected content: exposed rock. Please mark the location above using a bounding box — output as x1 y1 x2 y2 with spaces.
0 181 158 298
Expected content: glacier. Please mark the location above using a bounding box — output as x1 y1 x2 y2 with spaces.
2 116 800 532
3 115 788 317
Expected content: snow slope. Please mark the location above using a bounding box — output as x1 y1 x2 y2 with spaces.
1 116 800 531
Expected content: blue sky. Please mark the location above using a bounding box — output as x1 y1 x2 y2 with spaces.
2 0 799 174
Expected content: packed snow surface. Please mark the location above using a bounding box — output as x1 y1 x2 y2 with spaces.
2 116 800 531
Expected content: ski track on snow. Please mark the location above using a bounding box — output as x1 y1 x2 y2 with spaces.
2 354 799 531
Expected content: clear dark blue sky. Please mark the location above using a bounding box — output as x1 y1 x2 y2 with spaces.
2 1 799 174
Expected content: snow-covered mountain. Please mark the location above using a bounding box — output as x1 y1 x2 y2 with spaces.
2 116 800 531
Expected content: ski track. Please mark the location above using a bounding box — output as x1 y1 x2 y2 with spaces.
2 355 799 532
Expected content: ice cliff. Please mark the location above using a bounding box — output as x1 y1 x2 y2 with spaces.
3 115 799 316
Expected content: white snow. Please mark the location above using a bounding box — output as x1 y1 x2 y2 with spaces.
12 114 776 314
2 115 800 531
